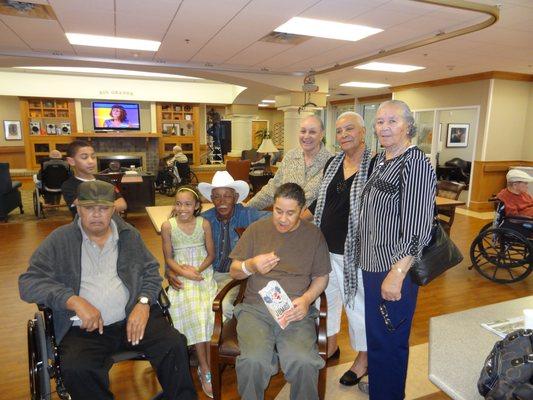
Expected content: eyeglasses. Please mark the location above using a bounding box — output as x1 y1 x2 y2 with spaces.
379 302 406 332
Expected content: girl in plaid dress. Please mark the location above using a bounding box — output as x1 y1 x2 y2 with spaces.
161 185 216 398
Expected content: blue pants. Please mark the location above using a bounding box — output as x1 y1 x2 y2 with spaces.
363 270 418 400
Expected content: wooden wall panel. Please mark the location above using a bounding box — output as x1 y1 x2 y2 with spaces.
0 146 26 168
470 160 533 211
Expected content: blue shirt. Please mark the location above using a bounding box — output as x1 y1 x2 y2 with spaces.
202 204 270 272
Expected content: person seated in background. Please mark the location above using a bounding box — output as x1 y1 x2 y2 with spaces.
36 149 71 205
497 169 533 219
61 140 127 216
229 183 331 400
19 180 197 400
169 145 189 166
156 146 189 189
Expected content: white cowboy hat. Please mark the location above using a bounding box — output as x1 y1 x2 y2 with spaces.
198 171 250 203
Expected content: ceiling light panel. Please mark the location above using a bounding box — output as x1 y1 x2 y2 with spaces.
340 81 390 88
261 99 275 103
66 33 160 51
355 62 425 73
274 17 382 42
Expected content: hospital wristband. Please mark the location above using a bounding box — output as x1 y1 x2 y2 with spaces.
241 260 253 276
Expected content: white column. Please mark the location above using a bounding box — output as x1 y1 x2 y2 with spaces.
227 114 255 157
278 106 315 151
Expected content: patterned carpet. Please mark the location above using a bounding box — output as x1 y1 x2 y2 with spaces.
3 189 176 224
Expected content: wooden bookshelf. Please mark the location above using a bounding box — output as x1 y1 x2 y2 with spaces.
20 97 77 169
156 102 200 165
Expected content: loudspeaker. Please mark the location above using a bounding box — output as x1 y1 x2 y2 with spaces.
46 123 57 135
30 121 41 135
60 123 71 135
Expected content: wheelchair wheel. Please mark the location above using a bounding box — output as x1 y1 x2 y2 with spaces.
33 190 44 219
164 175 179 197
27 313 51 400
188 171 199 186
470 227 532 283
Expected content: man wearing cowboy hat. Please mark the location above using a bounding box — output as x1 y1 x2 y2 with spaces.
166 171 269 319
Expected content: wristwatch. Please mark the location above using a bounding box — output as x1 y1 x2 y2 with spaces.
137 296 149 305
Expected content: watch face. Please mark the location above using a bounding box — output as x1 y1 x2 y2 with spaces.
138 296 149 304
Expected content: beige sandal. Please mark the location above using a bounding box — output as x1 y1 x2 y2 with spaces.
197 366 213 398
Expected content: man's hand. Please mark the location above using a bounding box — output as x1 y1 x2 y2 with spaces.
252 252 280 275
165 268 184 290
66 295 104 334
381 269 405 301
127 303 150 346
180 265 204 281
283 296 310 323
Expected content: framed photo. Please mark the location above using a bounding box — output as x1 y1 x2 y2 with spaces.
446 123 469 148
4 120 22 140
162 123 176 135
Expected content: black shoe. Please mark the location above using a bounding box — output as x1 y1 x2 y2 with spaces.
339 370 368 386
327 347 340 360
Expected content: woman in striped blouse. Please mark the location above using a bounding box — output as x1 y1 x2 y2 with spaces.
357 100 436 399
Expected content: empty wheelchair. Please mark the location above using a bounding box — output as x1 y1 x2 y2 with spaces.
27 291 172 400
155 161 198 197
33 160 70 218
469 201 532 283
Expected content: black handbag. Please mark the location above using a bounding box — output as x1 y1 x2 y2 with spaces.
398 151 463 286
478 329 533 400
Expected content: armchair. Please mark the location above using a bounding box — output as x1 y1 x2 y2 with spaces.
444 158 471 187
0 162 23 222
210 279 328 400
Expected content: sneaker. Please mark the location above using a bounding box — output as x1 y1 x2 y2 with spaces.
197 367 213 398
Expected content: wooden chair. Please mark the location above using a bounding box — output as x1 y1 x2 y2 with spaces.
226 160 251 183
210 279 328 400
437 180 466 234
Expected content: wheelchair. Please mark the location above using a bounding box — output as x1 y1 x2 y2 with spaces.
469 201 532 283
27 291 172 400
155 161 198 197
33 160 71 219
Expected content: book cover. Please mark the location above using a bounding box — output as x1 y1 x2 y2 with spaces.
259 280 294 329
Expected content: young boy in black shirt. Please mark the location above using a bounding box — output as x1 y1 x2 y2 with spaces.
61 140 127 216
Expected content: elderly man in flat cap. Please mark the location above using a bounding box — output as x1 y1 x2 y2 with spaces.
19 180 197 400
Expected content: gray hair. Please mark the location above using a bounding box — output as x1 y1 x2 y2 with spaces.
303 114 325 131
375 100 417 138
336 111 365 128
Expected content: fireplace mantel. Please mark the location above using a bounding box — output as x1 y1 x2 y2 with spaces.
72 132 161 139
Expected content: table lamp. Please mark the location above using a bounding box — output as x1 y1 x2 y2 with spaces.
257 138 278 174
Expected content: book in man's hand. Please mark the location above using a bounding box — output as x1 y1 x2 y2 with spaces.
259 280 294 329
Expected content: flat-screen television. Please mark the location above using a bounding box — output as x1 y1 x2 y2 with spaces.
93 102 140 131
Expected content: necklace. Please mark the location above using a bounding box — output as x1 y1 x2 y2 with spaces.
385 142 411 160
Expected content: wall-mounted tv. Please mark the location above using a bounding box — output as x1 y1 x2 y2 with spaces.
93 102 140 131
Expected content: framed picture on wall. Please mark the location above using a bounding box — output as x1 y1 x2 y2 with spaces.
446 123 469 148
3 120 22 140
162 123 176 135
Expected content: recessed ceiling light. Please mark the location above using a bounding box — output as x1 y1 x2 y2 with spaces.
261 99 275 103
14 66 203 80
274 17 382 42
340 81 390 88
258 104 269 107
355 62 425 73
66 33 160 51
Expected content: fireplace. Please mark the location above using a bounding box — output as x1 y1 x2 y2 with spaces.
97 154 144 172
84 137 158 173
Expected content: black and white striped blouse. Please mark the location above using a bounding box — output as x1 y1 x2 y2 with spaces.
357 146 436 273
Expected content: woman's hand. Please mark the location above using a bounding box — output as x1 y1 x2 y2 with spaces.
179 264 204 281
381 269 405 301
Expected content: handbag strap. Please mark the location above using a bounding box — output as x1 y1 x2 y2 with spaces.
397 147 437 239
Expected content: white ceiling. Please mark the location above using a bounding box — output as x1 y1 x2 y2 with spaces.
0 0 531 102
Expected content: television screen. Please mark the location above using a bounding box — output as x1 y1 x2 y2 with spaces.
93 102 140 131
